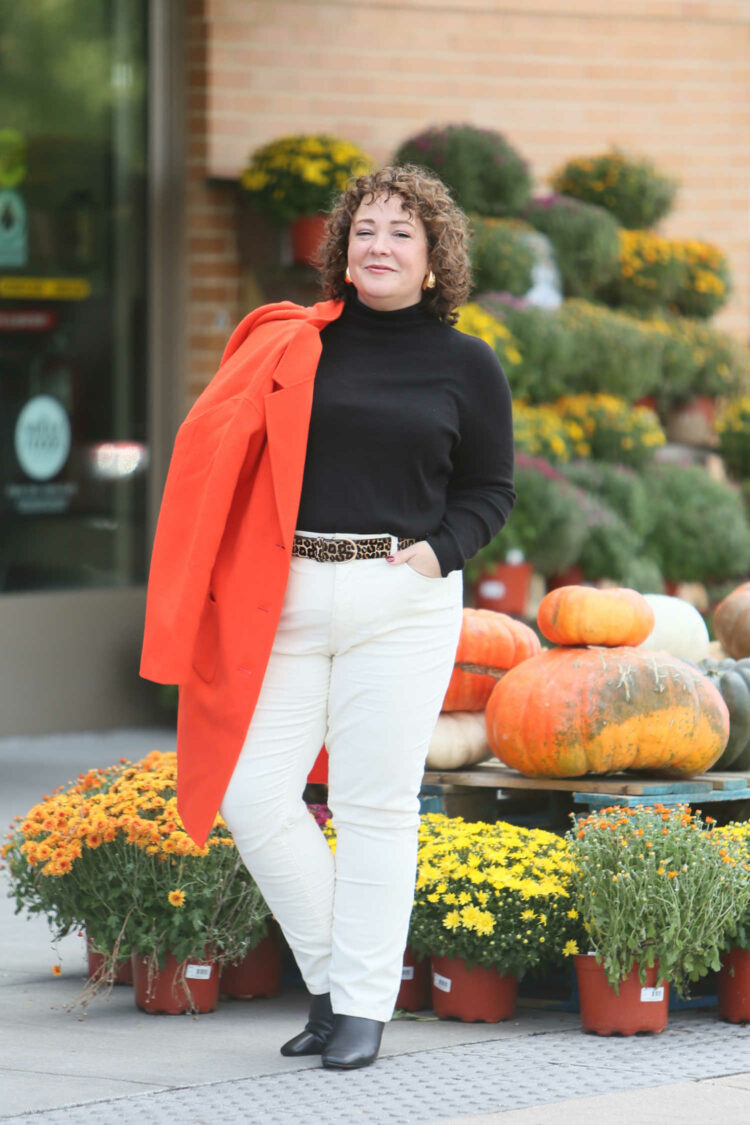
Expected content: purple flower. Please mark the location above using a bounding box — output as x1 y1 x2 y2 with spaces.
307 803 331 828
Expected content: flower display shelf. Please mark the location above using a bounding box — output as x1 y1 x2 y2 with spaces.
574 955 669 1035
132 952 219 1015
431 954 518 1023
421 759 750 819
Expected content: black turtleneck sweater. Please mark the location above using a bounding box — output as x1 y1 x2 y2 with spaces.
296 293 516 576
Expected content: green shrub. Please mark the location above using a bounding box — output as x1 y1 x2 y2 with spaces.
674 318 750 400
561 460 655 539
481 296 669 404
470 217 535 295
620 555 665 594
523 194 620 300
575 501 643 583
394 124 532 216
627 312 750 407
716 397 750 480
478 295 576 402
466 454 589 580
551 148 678 229
641 463 750 583
555 300 668 402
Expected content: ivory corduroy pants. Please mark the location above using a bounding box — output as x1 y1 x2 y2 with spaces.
220 531 463 1022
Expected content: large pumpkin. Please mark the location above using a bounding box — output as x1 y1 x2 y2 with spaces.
714 583 750 659
537 585 654 648
442 608 541 711
485 646 728 777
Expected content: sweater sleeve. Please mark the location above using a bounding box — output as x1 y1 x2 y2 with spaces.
426 335 516 576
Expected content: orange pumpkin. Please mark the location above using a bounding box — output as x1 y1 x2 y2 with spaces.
485 646 728 777
714 582 750 659
442 608 541 712
537 585 654 648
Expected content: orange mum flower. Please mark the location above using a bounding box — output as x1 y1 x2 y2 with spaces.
168 889 186 908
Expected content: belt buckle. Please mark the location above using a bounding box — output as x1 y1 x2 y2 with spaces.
334 536 358 561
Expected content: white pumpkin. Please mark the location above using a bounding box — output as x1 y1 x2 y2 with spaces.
637 593 710 662
426 711 491 769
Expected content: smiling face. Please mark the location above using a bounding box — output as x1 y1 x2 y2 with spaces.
347 193 430 311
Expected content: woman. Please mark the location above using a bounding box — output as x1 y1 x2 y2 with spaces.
140 165 515 1069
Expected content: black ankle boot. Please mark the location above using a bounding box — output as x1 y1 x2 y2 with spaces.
280 992 334 1057
321 1014 385 1070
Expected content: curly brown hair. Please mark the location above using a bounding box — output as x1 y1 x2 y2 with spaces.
317 164 472 325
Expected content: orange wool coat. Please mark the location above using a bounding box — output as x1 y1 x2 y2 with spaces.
140 298 344 845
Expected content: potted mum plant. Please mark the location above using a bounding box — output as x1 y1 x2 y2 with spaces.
3 752 272 1014
566 803 750 1035
409 814 579 1022
715 820 750 1023
240 133 373 264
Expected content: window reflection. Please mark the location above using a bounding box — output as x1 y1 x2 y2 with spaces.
0 0 148 591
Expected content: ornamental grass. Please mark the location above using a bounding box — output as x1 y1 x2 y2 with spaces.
566 804 750 995
2 752 270 975
408 814 580 978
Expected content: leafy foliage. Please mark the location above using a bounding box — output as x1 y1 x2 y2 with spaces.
640 463 750 583
394 124 532 216
410 814 579 975
241 134 373 223
470 217 535 296
524 194 621 300
552 148 678 229
567 804 750 995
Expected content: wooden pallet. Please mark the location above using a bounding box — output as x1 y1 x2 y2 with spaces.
421 759 750 813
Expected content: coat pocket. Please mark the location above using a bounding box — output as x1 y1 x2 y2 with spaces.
192 592 219 683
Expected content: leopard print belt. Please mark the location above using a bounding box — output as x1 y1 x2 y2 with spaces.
292 533 417 563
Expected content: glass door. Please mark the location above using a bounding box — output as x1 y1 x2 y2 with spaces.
0 0 149 591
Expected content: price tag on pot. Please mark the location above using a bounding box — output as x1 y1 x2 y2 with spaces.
433 972 452 993
640 986 664 1003
185 964 213 980
401 965 415 981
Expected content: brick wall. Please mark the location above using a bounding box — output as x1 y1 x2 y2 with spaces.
184 0 750 398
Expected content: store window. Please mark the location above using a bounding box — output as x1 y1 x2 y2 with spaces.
0 0 148 591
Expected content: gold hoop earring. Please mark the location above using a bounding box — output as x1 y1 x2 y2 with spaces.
422 270 436 291
345 267 352 284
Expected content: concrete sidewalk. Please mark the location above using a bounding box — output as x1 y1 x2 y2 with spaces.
2 729 750 1124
